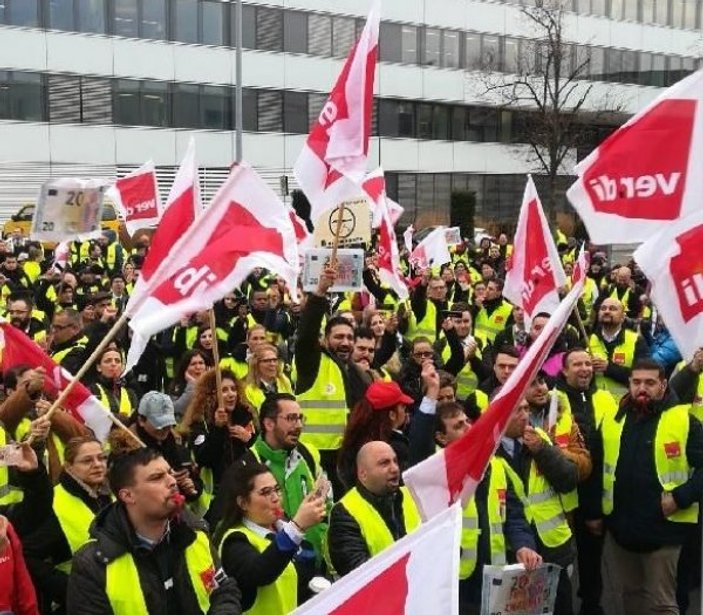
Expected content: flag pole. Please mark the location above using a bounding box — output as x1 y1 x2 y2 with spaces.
329 203 346 269
208 308 225 409
572 303 590 345
27 312 146 447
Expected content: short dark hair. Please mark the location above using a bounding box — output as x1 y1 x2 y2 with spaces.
354 326 375 342
493 344 519 363
325 315 354 337
451 302 471 314
487 278 504 291
434 401 466 435
3 364 32 391
562 347 589 369
533 312 551 321
438 370 456 391
259 393 297 434
7 292 33 308
108 448 164 497
631 358 666 379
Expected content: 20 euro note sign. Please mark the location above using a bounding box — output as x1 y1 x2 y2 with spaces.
32 178 107 242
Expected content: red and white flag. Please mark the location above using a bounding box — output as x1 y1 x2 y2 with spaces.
567 69 703 244
52 240 70 271
403 280 584 520
409 228 450 271
0 322 112 442
106 161 162 236
362 168 404 229
503 175 566 321
571 243 590 286
289 206 312 251
293 504 461 615
127 163 299 342
403 225 414 254
634 209 703 361
293 0 380 223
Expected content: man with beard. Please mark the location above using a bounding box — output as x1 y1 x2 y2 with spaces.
406 270 449 343
351 327 395 382
295 266 369 490
590 359 703 615
67 448 241 615
555 349 617 615
7 293 46 344
588 298 649 399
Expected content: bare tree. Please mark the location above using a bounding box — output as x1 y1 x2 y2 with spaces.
484 0 624 212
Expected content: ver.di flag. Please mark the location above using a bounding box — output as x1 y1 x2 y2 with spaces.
293 0 380 224
293 504 461 615
127 163 299 341
409 227 451 271
403 279 584 520
0 322 112 442
503 175 566 321
567 68 703 244
634 208 703 361
106 161 162 236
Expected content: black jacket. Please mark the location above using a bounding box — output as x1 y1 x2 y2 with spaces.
327 484 413 576
67 503 241 615
603 391 703 551
670 364 701 405
1 464 52 539
23 471 112 607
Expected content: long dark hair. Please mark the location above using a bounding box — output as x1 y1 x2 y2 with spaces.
213 462 272 546
169 349 213 397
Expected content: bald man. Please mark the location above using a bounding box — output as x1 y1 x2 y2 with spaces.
604 266 642 319
327 441 420 575
588 298 649 398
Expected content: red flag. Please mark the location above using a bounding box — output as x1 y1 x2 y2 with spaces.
288 206 312 250
292 505 461 615
634 209 703 360
503 175 566 321
127 163 299 341
403 280 584 520
293 1 379 223
362 168 403 229
409 228 450 271
106 161 162 236
571 243 590 286
567 69 703 244
0 322 112 441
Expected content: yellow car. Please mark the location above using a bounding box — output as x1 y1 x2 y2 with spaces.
3 202 121 248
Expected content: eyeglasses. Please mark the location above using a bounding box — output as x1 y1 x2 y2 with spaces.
258 357 278 364
278 413 306 425
74 454 108 466
413 351 433 359
257 484 282 499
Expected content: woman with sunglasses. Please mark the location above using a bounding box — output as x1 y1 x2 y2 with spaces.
243 344 293 411
214 462 326 615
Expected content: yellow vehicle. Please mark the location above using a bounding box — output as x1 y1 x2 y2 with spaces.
3 202 121 248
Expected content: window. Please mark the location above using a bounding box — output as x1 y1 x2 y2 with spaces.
503 38 521 74
641 0 656 22
417 103 433 139
173 83 200 128
284 11 308 53
482 36 501 71
443 31 460 68
283 91 308 133
651 54 668 87
401 26 418 64
202 0 225 46
397 101 415 137
174 0 198 44
237 5 256 49
10 72 44 121
465 33 481 70
332 16 355 58
451 106 467 141
379 99 398 137
671 0 684 26
6 0 40 26
468 108 498 142
605 49 623 82
683 57 697 78
638 52 655 86
379 22 401 62
78 0 106 33
113 79 141 125
81 77 112 124
307 13 331 56
48 74 81 123
656 0 670 24
423 28 441 66
667 56 683 85
142 0 166 39
49 0 74 31
113 0 138 37
433 105 450 140
241 88 257 131
201 85 228 129
621 50 638 84
623 0 639 20
257 90 282 132
589 47 605 80
142 81 169 127
609 0 624 19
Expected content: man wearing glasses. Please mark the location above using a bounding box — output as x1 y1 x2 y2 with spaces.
48 308 88 376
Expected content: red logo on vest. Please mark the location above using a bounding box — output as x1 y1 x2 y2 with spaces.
200 565 217 593
670 223 703 323
583 99 696 221
664 441 681 459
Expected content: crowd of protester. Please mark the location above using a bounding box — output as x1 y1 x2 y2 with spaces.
0 224 701 615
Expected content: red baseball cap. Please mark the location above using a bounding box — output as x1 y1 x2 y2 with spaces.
365 381 414 410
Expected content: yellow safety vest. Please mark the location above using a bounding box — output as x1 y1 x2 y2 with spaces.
609 286 631 310
336 486 420 558
220 356 249 381
602 404 698 523
475 390 489 414
503 429 573 548
23 260 42 284
588 330 638 398
244 376 294 412
677 360 703 422
51 336 88 366
405 299 437 342
104 529 215 615
548 392 579 514
219 525 297 615
474 302 512 347
53 483 98 572
442 342 480 399
297 354 348 451
460 457 507 579
95 383 133 417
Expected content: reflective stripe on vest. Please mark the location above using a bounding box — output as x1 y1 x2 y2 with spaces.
588 330 637 398
297 354 348 451
95 383 132 416
474 302 512 346
105 530 214 615
602 404 698 523
338 486 420 558
460 458 507 579
244 376 293 412
219 525 297 615
51 337 88 365
405 300 437 342
54 483 98 572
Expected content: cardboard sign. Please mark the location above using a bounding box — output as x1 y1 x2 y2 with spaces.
302 248 364 292
481 564 560 615
33 178 107 242
313 197 371 248
445 227 462 246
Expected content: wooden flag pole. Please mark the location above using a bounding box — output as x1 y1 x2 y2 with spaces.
573 303 590 345
329 204 346 270
208 308 225 409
